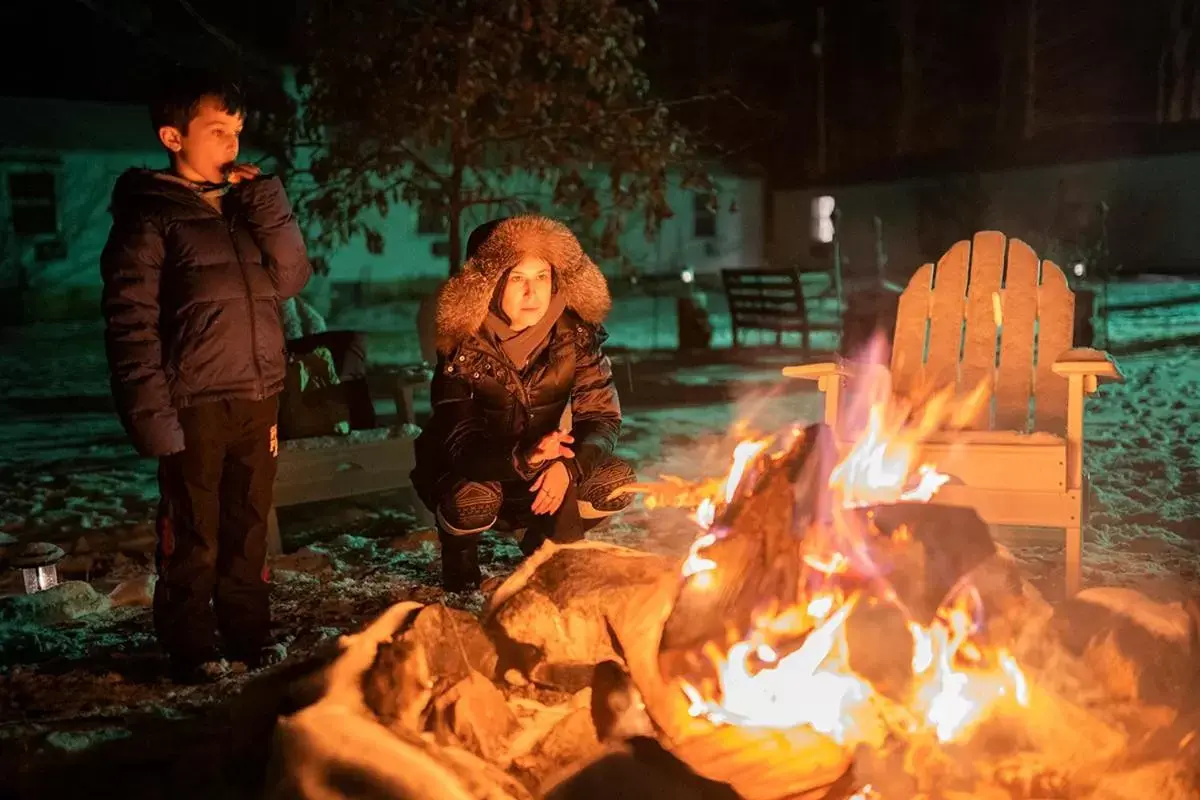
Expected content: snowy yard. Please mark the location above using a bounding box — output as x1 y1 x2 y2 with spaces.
1 278 1200 797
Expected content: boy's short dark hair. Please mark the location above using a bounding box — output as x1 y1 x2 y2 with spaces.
149 69 246 134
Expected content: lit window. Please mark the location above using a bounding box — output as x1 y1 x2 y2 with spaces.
811 195 835 243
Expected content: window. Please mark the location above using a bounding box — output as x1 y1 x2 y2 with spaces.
417 202 448 236
8 171 59 237
693 193 716 238
811 195 835 243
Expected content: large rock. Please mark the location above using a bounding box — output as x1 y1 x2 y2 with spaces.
485 541 670 690
108 574 156 607
269 602 529 800
364 604 499 732
544 738 741 800
0 580 111 625
510 696 604 792
271 546 335 575
1052 587 1198 707
429 670 520 763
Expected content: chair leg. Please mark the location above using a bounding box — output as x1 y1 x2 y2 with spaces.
1065 525 1082 597
267 507 283 557
1065 474 1092 597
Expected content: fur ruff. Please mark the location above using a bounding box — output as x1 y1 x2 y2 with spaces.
435 216 611 354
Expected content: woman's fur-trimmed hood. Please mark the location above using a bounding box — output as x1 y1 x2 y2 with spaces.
435 216 611 354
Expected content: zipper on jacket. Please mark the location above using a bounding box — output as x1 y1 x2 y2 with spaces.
462 342 534 421
228 218 265 400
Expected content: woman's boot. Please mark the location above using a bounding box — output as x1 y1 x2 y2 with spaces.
439 530 482 592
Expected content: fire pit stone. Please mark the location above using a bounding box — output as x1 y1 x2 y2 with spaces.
485 541 670 690
1052 586 1199 707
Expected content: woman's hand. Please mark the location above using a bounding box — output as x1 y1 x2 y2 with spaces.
527 430 575 468
530 461 571 515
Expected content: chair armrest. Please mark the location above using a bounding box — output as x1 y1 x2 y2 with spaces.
1051 348 1124 383
782 361 846 380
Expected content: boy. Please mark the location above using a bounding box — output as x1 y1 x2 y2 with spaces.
101 71 311 682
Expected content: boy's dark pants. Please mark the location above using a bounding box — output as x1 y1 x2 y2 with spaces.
154 396 279 666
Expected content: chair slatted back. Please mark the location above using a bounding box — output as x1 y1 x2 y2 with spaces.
889 232 1075 434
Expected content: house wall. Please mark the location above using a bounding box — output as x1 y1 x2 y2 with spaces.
772 152 1200 284
322 171 764 287
1 148 164 319
1 97 764 319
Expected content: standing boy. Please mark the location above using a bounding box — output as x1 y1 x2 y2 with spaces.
101 71 311 682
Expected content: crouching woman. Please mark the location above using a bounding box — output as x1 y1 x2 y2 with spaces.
411 216 637 591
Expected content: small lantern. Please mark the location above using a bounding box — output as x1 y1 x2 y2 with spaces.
12 542 65 594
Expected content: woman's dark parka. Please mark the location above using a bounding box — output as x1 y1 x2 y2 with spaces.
411 216 621 501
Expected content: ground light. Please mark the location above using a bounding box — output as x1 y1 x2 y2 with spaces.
12 541 65 594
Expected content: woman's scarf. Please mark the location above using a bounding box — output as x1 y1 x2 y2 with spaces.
483 291 568 370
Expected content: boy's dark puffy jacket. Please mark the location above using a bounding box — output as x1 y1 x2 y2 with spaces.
100 169 311 457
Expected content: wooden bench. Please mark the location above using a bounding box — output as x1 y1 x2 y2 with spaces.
721 267 838 352
266 369 434 555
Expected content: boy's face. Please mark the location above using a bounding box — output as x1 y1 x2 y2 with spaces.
501 257 554 331
158 96 245 184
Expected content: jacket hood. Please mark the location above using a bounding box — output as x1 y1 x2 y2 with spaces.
435 215 611 354
109 167 214 214
109 166 237 214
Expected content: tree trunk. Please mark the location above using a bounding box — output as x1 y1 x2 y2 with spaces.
1022 0 1037 139
1168 0 1195 122
448 205 463 276
997 5 1015 138
447 162 464 276
895 0 919 156
1159 5 1172 122
815 5 827 176
1191 63 1200 118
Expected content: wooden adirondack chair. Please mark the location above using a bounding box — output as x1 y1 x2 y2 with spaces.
783 231 1124 596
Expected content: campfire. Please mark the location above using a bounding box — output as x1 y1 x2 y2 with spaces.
651 366 1027 753
270 350 1200 800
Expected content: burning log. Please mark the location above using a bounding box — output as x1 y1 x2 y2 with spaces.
658 424 839 663
650 420 1012 737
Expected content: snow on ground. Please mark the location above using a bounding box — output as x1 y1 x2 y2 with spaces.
1 279 1199 794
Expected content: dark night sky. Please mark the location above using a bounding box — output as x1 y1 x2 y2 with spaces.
0 0 300 102
1 0 1177 179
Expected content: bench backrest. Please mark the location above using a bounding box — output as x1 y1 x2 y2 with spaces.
721 268 808 333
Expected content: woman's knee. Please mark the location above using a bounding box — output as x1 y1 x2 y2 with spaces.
438 480 503 534
577 455 637 515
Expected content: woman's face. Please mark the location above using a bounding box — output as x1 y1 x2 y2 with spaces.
501 256 553 331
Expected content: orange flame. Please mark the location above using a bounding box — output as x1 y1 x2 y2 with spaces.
674 358 1027 750
724 439 769 503
681 595 876 742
